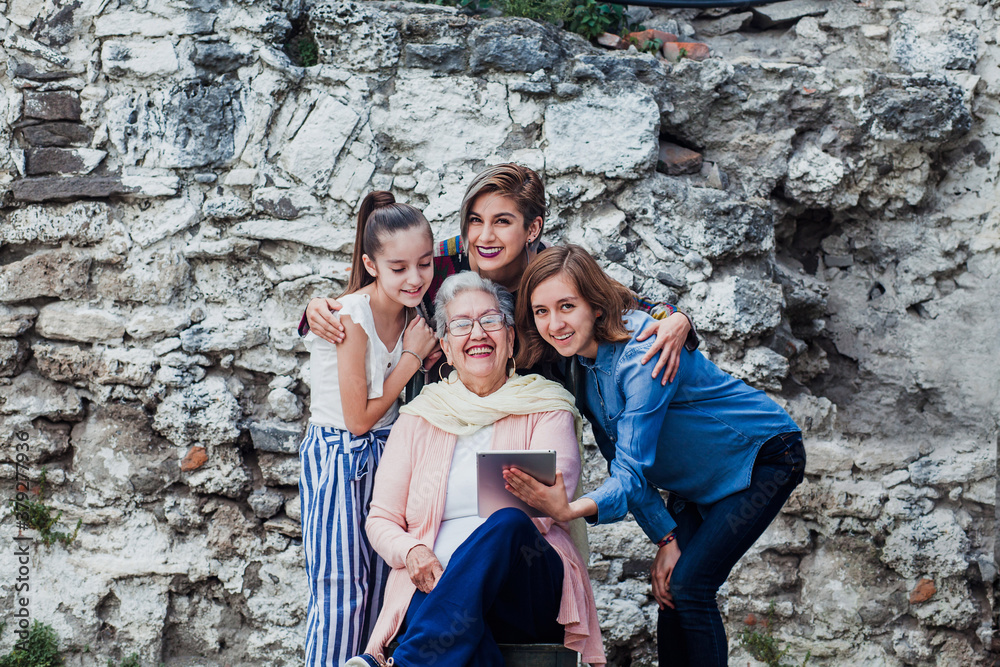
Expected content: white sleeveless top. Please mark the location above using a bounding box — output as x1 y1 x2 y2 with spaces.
305 292 404 431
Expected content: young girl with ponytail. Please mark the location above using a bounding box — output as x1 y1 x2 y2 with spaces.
299 192 439 666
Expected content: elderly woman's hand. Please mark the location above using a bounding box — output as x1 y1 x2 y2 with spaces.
635 312 691 385
405 545 444 593
503 469 572 522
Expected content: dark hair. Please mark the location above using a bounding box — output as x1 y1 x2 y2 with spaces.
515 245 636 369
459 163 547 252
343 191 432 296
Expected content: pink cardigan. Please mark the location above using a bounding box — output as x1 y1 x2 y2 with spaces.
365 410 606 666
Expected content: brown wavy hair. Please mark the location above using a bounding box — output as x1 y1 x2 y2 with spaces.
515 245 636 368
459 163 547 251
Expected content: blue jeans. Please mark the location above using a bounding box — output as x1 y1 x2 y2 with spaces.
392 508 564 667
657 432 805 667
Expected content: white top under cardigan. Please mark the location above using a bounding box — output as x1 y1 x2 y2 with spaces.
432 425 492 568
304 292 403 431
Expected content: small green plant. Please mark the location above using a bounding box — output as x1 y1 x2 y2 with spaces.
413 0 493 12
107 653 141 667
499 0 569 23
678 46 688 60
0 621 64 667
566 0 624 39
7 468 81 548
737 602 810 667
628 35 663 54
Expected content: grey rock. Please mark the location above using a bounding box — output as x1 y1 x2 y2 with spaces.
94 243 190 305
101 39 179 77
126 308 193 340
184 445 252 498
402 43 467 73
180 315 269 353
469 20 565 74
25 148 107 176
152 376 241 447
263 516 301 538
162 81 239 168
881 510 971 578
230 218 355 253
33 343 96 384
71 403 179 502
0 339 29 377
21 122 94 147
36 304 126 343
11 62 75 82
11 177 127 202
0 306 38 337
23 91 81 121
249 489 285 519
252 187 320 220
698 11 753 37
739 347 790 391
268 388 302 421
310 0 401 71
248 421 302 454
203 195 252 220
0 372 84 420
0 250 91 303
890 13 978 73
1 202 108 246
0 416 72 464
192 41 252 73
751 0 828 29
865 75 972 144
258 452 300 487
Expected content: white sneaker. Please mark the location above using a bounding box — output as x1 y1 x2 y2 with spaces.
345 654 393 667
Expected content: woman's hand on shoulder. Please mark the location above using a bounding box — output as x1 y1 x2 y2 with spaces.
307 297 347 344
635 312 691 385
405 544 444 593
402 316 439 361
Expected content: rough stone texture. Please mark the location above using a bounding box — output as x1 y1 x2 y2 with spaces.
0 251 91 302
0 0 994 665
36 305 126 343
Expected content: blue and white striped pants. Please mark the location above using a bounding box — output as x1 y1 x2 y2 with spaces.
299 423 391 666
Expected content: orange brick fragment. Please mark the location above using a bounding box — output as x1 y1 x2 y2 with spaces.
909 578 936 604
181 445 208 472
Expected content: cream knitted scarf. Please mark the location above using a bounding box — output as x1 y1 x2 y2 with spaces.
400 371 583 441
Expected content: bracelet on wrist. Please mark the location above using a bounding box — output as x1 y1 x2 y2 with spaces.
657 532 676 548
401 349 423 365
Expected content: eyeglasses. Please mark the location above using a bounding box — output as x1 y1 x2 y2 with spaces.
446 313 507 337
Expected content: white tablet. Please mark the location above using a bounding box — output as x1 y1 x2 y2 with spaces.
476 450 556 518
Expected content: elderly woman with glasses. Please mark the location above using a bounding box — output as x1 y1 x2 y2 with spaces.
346 272 605 667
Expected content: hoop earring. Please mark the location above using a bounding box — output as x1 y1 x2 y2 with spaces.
439 364 453 384
508 357 517 377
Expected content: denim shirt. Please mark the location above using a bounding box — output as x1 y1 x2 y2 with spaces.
579 310 800 542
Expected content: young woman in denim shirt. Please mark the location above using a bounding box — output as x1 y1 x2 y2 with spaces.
506 245 806 667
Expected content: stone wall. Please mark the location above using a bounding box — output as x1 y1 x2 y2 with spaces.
0 0 996 665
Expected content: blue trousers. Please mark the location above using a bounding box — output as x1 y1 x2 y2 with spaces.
392 508 564 667
657 432 806 667
299 424 392 666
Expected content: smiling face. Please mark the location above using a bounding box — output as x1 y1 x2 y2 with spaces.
441 289 515 396
529 272 601 359
362 225 434 308
466 193 542 289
